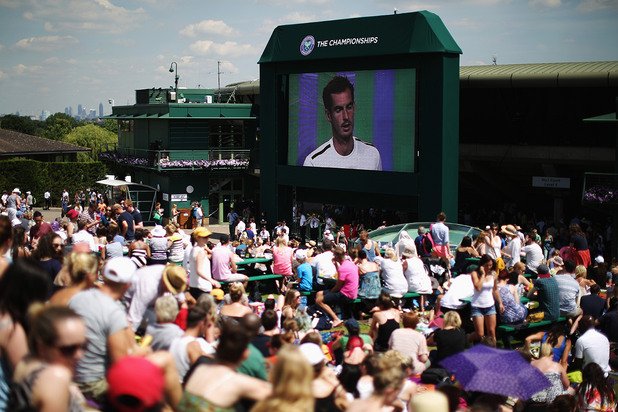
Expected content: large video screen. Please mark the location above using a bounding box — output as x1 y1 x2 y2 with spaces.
287 69 416 172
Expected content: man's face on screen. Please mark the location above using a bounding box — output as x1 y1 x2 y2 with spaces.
326 88 355 141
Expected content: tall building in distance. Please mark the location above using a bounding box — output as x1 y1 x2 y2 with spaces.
40 110 51 121
99 102 104 118
68 106 73 117
77 104 83 119
65 107 69 115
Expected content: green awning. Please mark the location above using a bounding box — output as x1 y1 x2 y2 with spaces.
583 112 618 123
259 10 461 64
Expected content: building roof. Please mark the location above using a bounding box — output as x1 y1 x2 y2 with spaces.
460 61 618 88
0 128 90 156
222 61 618 95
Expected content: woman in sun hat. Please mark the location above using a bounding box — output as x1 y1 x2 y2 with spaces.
149 225 169 265
188 227 219 300
500 224 522 269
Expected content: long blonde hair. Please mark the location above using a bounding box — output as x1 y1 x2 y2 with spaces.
251 345 314 412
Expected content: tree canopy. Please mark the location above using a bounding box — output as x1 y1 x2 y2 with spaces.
64 124 118 162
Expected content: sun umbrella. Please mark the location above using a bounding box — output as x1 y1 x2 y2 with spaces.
440 344 551 400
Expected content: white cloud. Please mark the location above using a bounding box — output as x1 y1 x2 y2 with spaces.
43 56 60 64
259 11 317 34
219 61 239 74
14 35 78 52
13 64 43 75
256 0 329 5
0 43 4 51
189 40 254 57
577 0 618 12
0 70 6 80
0 0 22 8
11 0 146 34
66 58 77 64
529 0 562 8
179 19 237 37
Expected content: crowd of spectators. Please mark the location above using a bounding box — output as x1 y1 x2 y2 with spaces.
0 197 616 412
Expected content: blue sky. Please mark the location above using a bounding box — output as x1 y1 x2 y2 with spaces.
0 0 616 116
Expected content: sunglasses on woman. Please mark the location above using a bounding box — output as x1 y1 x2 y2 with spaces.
56 341 88 357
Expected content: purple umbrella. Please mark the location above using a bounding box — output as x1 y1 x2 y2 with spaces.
440 344 551 400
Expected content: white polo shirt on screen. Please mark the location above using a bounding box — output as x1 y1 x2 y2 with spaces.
303 137 382 170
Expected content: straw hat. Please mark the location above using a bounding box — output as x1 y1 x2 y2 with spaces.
500 224 518 237
162 265 187 294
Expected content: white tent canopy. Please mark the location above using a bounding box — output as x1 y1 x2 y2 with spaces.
96 179 158 222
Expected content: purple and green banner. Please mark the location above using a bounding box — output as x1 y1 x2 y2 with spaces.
288 68 416 172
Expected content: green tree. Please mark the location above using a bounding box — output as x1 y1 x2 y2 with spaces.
0 114 42 135
42 113 79 140
64 124 118 162
101 118 119 134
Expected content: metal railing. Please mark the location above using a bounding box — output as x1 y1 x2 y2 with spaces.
98 147 250 171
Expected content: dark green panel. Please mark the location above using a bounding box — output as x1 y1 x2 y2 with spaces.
354 70 374 144
259 11 461 64
394 68 415 171
317 72 334 146
288 75 299 164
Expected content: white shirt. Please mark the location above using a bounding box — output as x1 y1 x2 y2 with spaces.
521 242 543 272
504 237 522 268
441 275 474 310
44 191 50 199
303 137 382 170
71 229 97 252
575 328 610 373
236 220 246 234
311 251 336 279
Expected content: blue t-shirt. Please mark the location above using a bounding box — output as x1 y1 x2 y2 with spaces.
297 262 313 291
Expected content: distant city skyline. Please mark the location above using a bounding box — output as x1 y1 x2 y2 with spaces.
0 0 617 116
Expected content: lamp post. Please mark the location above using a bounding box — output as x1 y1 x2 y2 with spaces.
169 62 179 93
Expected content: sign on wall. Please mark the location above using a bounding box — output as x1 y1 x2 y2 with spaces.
532 176 570 189
171 193 188 202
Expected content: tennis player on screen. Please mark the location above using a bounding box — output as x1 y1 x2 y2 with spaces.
303 76 382 170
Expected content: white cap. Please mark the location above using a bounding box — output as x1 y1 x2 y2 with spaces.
103 257 137 283
595 255 605 264
12 188 20 194
299 342 325 366
295 249 307 260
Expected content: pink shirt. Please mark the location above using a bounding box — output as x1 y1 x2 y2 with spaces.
211 244 233 281
338 259 359 300
272 246 293 276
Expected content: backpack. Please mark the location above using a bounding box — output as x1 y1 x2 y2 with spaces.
421 232 435 256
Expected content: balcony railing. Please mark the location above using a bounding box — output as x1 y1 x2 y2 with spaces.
98 147 250 171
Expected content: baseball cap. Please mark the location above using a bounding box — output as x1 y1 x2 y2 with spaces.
193 227 212 238
294 249 307 260
66 209 79 220
344 318 359 333
595 255 605 264
210 288 225 301
300 342 325 366
107 356 165 412
103 257 137 284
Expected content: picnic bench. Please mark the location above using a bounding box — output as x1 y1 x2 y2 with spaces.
497 316 567 349
220 274 283 286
